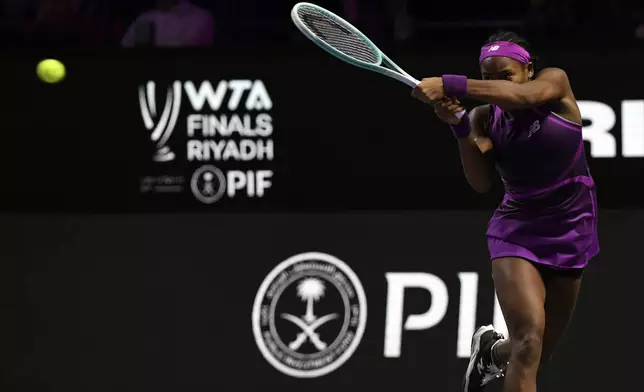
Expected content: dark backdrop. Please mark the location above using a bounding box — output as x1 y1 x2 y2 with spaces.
1 211 639 391
0 48 642 211
1 46 641 391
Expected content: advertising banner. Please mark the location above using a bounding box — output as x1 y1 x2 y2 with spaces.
1 49 643 211
2 211 639 391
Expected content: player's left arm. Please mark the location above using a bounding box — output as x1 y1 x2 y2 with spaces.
465 68 571 111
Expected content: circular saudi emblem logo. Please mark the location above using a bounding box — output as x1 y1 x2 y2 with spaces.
190 165 226 204
252 252 367 378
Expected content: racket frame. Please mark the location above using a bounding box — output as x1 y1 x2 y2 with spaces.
291 2 465 119
291 2 420 88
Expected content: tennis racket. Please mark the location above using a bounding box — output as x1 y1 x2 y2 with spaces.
290 2 465 118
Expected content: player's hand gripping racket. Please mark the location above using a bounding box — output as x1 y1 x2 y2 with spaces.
290 2 465 119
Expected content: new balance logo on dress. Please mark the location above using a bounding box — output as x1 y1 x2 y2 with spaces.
528 120 541 138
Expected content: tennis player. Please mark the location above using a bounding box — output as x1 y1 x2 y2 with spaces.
412 31 599 392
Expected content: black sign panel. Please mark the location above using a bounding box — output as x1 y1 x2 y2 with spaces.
1 49 643 211
1 211 639 391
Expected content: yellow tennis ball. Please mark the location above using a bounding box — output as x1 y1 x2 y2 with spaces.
37 59 66 84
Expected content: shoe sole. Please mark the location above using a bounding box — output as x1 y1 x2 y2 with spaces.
463 325 495 392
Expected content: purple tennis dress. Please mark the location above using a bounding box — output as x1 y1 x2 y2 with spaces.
486 104 599 270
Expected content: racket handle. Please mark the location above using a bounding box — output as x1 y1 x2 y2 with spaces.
412 80 466 120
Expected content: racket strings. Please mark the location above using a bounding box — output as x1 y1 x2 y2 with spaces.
296 6 379 64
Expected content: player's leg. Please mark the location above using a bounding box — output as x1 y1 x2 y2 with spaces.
488 268 583 364
462 256 546 392
491 257 546 392
540 269 583 362
473 271 582 392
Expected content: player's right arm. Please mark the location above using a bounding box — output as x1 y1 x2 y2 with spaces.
434 102 493 193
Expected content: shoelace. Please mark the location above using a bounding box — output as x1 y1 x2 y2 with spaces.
476 331 508 386
481 361 505 384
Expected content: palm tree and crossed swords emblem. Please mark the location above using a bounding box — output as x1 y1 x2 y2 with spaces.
280 278 339 351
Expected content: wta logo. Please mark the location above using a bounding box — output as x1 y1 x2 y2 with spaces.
138 79 274 163
139 81 182 162
138 79 276 204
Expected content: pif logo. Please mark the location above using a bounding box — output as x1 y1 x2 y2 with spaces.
252 252 367 378
190 165 273 204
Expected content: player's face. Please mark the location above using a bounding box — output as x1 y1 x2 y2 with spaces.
480 56 532 83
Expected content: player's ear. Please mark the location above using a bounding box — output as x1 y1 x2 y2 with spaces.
527 62 534 79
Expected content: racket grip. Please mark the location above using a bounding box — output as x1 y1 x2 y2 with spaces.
450 111 471 139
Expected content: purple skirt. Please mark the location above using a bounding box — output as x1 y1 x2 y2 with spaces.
487 181 599 270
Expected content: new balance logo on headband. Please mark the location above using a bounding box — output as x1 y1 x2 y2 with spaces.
479 42 531 64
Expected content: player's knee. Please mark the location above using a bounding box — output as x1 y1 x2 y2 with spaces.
511 328 544 368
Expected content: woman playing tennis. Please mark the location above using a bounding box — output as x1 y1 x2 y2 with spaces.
413 31 599 392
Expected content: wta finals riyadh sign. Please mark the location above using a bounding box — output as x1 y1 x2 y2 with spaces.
137 80 275 203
